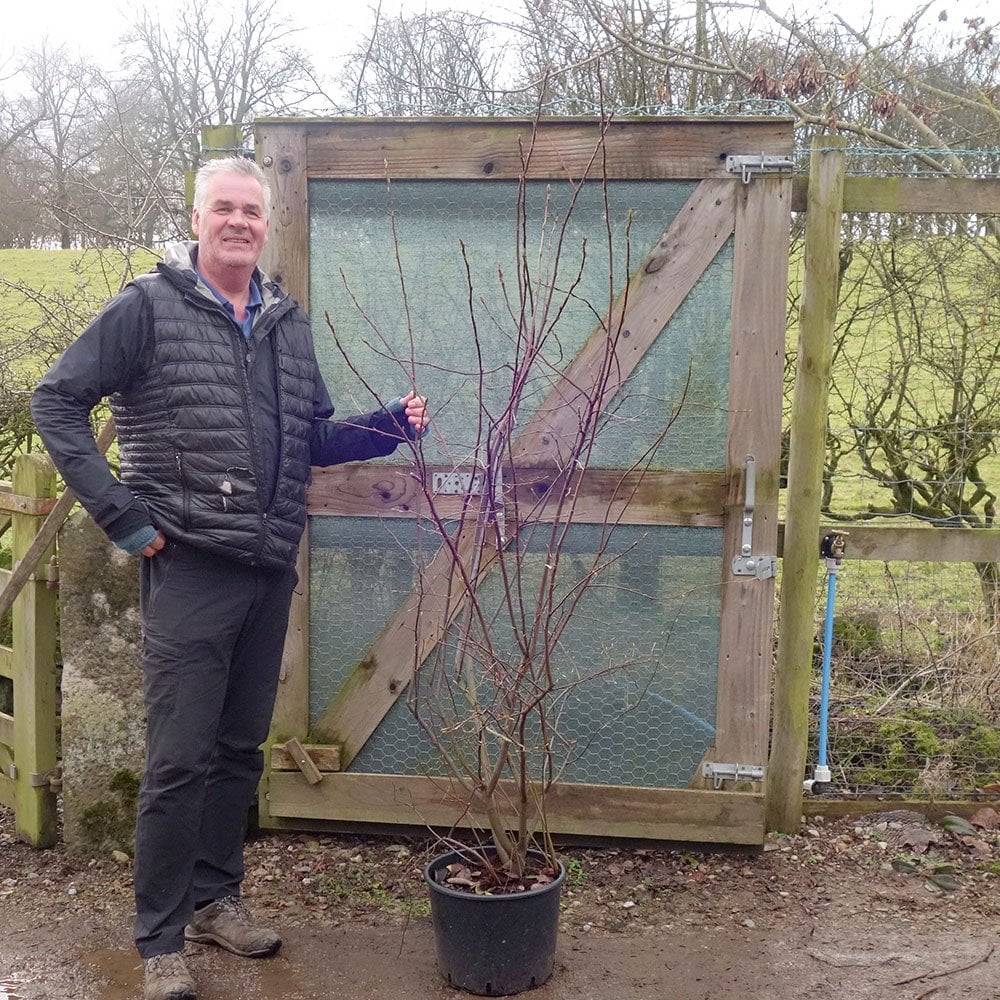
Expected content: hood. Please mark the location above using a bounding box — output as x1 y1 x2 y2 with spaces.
157 241 285 312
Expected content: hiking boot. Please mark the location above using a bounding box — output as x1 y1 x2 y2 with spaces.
144 951 195 1000
184 896 281 958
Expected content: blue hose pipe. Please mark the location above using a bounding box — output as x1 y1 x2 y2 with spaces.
811 531 848 788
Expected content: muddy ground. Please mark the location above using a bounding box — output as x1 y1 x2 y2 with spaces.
1 804 998 1000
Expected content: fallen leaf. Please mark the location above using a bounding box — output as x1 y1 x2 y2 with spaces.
925 873 961 892
969 807 1000 831
900 828 938 852
959 836 993 859
939 814 978 837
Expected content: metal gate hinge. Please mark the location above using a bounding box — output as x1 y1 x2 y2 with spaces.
28 764 62 790
731 456 777 580
725 154 795 184
702 762 766 789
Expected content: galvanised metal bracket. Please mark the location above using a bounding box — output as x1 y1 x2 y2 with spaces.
731 456 777 580
432 471 485 495
725 153 795 184
702 762 766 789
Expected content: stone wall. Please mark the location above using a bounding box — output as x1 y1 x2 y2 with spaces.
59 511 144 854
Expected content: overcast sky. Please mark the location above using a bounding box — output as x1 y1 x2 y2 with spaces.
7 0 978 71
11 0 995 92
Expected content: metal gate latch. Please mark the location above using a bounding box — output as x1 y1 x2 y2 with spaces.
702 762 766 789
731 456 777 580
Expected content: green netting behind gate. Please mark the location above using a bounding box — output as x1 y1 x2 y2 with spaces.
310 519 722 788
308 179 732 471
306 177 733 790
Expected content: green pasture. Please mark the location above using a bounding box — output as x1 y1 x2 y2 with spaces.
0 247 160 374
0 247 159 300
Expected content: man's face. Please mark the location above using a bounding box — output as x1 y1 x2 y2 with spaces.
192 171 269 277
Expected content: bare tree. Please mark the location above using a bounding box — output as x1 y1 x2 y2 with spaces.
13 44 105 249
826 232 1000 618
121 0 322 173
341 8 513 114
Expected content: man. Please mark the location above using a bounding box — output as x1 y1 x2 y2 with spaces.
30 156 428 1000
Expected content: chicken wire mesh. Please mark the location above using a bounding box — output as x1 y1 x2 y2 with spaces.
800 559 1000 798
792 225 1000 799
309 519 722 787
305 175 738 790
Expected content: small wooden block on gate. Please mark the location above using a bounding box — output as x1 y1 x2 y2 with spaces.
271 738 340 785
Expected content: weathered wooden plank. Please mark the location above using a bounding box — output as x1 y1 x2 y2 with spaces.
266 771 765 845
793 175 1000 214
0 419 116 624
807 524 1000 564
0 645 12 681
0 710 13 747
270 741 341 774
0 772 13 810
11 453 59 848
0 494 59 516
296 118 793 182
279 737 324 785
768 138 847 835
254 127 312 754
511 179 737 467
712 175 790 776
257 124 311 309
802 798 999 822
307 465 727 527
270 531 310 742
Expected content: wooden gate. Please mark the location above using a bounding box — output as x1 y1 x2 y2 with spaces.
0 454 60 847
256 117 793 845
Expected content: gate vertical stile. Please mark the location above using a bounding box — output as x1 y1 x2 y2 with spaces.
709 175 791 791
259 124 313 829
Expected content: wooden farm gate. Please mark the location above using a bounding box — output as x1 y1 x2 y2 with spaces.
0 456 60 847
255 116 794 846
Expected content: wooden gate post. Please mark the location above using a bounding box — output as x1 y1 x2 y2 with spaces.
11 453 60 847
766 135 846 833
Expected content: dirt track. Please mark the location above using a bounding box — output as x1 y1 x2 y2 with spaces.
2 805 998 999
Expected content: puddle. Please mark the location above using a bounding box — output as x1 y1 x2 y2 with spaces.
81 948 142 1000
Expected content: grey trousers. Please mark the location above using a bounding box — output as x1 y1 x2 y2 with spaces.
133 540 297 958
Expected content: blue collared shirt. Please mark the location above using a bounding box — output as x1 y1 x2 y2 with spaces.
197 270 263 339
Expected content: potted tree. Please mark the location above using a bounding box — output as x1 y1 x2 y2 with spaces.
348 123 689 996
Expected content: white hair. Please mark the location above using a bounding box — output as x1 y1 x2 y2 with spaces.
193 156 271 221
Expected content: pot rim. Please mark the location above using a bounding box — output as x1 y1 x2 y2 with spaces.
423 846 566 901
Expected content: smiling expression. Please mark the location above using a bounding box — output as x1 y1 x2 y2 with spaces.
191 171 269 283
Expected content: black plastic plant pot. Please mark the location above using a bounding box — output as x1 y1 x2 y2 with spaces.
424 848 567 996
